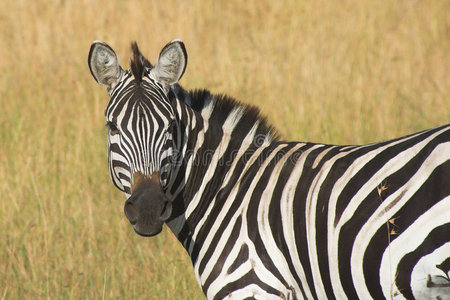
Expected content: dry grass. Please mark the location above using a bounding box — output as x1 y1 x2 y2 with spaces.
0 0 448 298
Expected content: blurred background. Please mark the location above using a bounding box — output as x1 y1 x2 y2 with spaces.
0 0 448 298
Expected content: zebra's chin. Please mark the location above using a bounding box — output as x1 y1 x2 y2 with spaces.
131 224 163 237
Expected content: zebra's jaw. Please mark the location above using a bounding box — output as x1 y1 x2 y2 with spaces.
124 172 172 237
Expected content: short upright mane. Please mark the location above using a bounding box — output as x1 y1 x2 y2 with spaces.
130 42 151 82
181 89 280 143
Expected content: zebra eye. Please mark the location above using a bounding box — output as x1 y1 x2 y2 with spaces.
107 121 120 135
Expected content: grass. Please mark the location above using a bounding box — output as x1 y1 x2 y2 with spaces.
0 0 448 298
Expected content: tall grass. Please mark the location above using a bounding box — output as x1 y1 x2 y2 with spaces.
0 0 448 298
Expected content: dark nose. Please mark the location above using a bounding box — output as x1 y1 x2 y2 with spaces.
124 199 138 225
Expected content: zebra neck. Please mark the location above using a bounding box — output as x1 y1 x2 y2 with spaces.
164 91 277 256
164 100 221 249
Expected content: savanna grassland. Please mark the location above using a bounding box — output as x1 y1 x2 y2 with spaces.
0 0 448 299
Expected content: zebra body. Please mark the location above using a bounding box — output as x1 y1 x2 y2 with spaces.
88 40 450 299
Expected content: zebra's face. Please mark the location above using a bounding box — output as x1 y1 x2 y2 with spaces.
88 40 187 236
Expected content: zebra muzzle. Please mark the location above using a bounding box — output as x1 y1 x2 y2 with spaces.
124 172 172 237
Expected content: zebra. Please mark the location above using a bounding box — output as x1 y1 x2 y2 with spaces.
88 39 450 299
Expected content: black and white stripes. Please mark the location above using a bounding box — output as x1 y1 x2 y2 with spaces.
89 40 450 299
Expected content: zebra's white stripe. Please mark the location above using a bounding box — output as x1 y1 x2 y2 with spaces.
312 145 335 169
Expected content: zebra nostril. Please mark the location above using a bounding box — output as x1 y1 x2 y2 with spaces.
124 202 138 225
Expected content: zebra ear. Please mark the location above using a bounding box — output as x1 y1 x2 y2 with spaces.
151 39 187 86
88 41 123 89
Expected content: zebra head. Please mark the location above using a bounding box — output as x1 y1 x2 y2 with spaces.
88 40 187 236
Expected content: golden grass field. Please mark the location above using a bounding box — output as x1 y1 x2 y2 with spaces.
0 0 448 298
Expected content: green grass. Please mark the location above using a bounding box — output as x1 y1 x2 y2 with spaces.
0 0 449 298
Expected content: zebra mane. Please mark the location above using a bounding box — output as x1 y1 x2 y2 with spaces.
130 42 151 82
173 87 280 143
